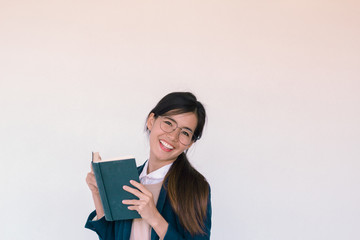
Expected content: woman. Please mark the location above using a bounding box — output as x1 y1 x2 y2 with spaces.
85 92 212 240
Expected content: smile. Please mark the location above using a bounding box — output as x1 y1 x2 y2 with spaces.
160 140 174 151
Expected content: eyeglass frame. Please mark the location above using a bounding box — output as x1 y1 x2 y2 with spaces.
157 116 197 146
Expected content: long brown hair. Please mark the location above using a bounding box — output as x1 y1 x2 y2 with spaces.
146 92 210 235
165 153 209 235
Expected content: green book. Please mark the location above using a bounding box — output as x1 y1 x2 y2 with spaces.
91 152 141 221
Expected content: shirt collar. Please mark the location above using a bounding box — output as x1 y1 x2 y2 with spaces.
139 160 173 184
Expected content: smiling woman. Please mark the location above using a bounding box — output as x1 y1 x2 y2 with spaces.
85 92 211 240
146 112 198 168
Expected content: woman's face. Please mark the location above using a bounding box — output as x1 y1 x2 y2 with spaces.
146 111 198 166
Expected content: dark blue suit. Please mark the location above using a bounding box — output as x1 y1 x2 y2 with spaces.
85 163 212 240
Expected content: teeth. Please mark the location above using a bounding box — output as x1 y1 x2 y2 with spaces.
160 140 174 149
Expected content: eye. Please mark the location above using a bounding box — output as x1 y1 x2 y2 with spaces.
181 130 191 138
163 120 173 126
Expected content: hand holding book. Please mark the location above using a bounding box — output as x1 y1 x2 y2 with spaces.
123 180 168 232
89 152 141 221
86 164 99 194
86 164 105 219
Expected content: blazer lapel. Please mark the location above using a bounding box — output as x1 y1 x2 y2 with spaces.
156 185 167 214
137 162 146 175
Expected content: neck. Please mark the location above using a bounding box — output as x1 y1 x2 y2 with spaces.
147 158 175 174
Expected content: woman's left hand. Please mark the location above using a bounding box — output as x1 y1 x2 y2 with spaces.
122 180 160 226
123 180 169 238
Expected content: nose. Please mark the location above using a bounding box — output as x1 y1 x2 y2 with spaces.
166 128 181 141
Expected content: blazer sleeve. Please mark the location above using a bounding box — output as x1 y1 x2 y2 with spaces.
163 188 212 240
84 211 116 240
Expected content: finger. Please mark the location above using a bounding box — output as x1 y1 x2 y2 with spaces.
122 199 141 205
86 172 95 181
86 172 92 182
129 180 152 196
127 206 139 212
87 173 98 185
123 185 145 199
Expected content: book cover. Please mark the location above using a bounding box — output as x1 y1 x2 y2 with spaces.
91 152 141 221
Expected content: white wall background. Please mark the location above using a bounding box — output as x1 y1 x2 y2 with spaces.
1 0 359 239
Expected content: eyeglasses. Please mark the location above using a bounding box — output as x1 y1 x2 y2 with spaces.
158 116 195 146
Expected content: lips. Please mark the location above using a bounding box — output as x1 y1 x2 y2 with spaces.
159 140 174 152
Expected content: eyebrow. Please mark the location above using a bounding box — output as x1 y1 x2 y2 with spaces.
163 116 194 133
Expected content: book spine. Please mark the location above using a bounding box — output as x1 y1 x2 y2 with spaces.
92 162 113 221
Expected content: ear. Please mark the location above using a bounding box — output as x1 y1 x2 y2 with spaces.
146 113 155 131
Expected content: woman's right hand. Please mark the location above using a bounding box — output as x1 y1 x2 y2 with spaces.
86 165 105 219
86 165 99 194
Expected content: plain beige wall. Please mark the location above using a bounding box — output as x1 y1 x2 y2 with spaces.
1 1 359 239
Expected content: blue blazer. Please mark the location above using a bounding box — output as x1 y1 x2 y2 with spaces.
85 163 212 240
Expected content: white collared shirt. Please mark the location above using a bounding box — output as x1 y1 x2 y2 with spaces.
139 161 173 185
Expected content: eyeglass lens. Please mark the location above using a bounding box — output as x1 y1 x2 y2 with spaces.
160 118 193 145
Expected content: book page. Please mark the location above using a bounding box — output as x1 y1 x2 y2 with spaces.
92 152 134 163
